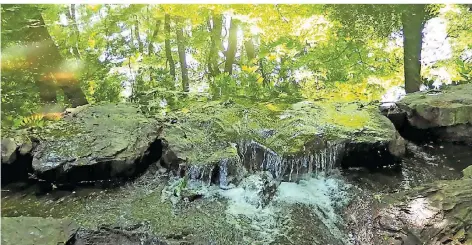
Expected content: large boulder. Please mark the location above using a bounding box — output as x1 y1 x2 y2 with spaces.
1 217 78 245
156 100 405 184
29 103 162 183
397 83 472 144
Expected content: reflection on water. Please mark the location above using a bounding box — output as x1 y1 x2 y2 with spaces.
342 142 470 193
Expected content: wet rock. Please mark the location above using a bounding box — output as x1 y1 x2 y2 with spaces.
397 83 472 144
158 100 405 184
72 224 168 245
156 103 243 185
239 171 278 208
30 102 163 184
366 177 472 245
1 216 78 245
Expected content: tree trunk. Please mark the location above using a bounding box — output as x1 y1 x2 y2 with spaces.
209 14 223 76
18 5 88 107
66 4 81 59
148 20 161 55
402 5 425 93
176 18 189 92
244 36 256 63
259 59 268 86
164 14 176 80
224 18 239 75
134 16 144 54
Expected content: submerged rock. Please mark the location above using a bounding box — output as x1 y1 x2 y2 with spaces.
238 171 278 208
1 217 78 245
29 103 162 183
397 83 472 144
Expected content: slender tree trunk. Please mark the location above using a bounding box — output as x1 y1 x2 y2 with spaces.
209 14 223 76
402 5 425 93
244 36 255 63
224 18 239 75
66 4 81 59
176 18 189 92
164 14 176 80
134 16 144 54
259 59 268 86
206 17 214 78
148 20 161 55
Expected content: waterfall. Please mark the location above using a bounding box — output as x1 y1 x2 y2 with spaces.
219 158 230 188
238 140 345 181
185 164 214 186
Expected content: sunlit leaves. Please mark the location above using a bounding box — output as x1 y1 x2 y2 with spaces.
241 65 258 73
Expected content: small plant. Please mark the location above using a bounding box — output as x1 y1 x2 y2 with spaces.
373 194 382 203
174 175 189 197
15 112 63 129
18 114 46 128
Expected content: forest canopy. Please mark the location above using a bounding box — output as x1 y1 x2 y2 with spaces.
1 4 471 129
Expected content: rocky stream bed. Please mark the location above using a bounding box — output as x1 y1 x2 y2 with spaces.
2 83 472 245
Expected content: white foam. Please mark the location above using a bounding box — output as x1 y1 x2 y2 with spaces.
219 172 352 244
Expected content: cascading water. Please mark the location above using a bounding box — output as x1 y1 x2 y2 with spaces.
238 140 346 181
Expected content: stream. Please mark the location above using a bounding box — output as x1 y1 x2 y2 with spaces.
2 141 470 244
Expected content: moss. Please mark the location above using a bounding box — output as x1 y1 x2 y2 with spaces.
155 99 396 165
399 83 472 126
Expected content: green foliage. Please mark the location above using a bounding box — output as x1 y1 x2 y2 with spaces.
1 3 471 128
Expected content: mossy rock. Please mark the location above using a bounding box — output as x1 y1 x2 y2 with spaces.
154 99 404 182
30 102 162 183
398 83 472 128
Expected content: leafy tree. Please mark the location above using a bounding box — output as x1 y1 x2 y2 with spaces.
327 4 443 93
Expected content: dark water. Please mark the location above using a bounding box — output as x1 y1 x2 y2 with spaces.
342 142 471 193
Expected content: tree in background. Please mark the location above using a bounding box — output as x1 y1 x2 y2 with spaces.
328 4 443 93
1 4 88 107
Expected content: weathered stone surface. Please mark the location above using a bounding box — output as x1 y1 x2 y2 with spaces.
347 170 472 245
397 83 472 144
1 217 78 245
157 100 405 184
30 103 162 183
1 138 17 164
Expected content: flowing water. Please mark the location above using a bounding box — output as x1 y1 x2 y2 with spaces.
1 142 470 244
